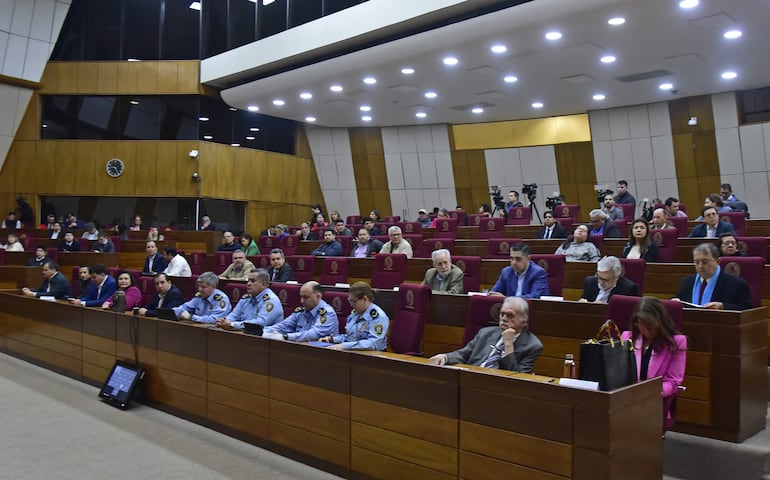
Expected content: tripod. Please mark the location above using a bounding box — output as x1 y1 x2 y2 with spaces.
527 194 542 224
491 203 505 218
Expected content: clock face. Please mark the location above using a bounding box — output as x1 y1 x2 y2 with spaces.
106 158 124 177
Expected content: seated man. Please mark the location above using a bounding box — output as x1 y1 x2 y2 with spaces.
718 233 747 257
720 183 739 202
172 271 232 323
588 209 622 238
58 231 81 252
142 241 168 276
163 246 192 277
362 217 381 236
319 282 388 351
614 180 636 205
219 250 255 281
267 248 295 282
200 215 216 231
379 225 413 258
489 242 549 298
2 233 24 251
505 191 524 213
262 281 338 341
65 213 84 229
664 197 687 218
40 214 57 230
674 243 752 310
688 206 735 238
429 296 543 373
422 249 464 294
311 229 344 256
216 270 283 330
650 208 674 230
579 256 639 303
2 211 21 229
298 222 316 241
416 209 432 228
49 222 63 239
22 260 71 300
536 211 567 239
137 273 184 317
332 218 352 237
93 232 115 253
602 194 624 221
350 228 383 258
216 231 240 251
76 265 91 299
81 223 99 240
26 247 50 267
69 264 117 307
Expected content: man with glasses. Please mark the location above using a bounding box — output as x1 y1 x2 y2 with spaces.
588 209 622 238
718 233 747 257
428 296 542 373
262 281 338 341
379 225 413 258
674 243 751 310
489 243 549 298
579 256 639 303
689 206 735 238
216 270 282 330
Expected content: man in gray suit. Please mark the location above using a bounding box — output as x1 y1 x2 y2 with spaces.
421 249 464 294
428 296 543 373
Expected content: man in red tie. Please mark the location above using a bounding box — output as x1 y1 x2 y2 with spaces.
674 243 751 310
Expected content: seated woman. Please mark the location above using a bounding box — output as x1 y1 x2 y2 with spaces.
429 208 449 228
621 218 659 261
310 213 328 233
102 271 142 312
240 233 260 256
129 215 143 231
554 225 600 262
622 297 687 428
478 203 491 216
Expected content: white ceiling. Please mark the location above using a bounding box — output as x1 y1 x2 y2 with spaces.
216 0 770 128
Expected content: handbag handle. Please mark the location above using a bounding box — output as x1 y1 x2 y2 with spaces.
592 319 623 346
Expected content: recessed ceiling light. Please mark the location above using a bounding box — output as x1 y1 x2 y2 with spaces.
129 100 139 105
198 116 209 121
593 94 606 101
231 143 240 147
503 75 518 83
127 58 141 62
249 127 260 132
247 105 259 111
471 107 484 114
424 91 437 99
246 136 255 140
491 44 507 54
415 112 427 118
723 30 742 39
401 67 415 75
272 99 285 106
203 135 213 140
600 55 616 63
545 31 562 41
679 0 698 8
721 71 737 79
228 107 237 111
532 102 544 109
608 17 626 26
299 92 312 100
443 56 459 66
41 124 47 128
361 116 372 122
330 85 343 92
360 105 371 112
188 2 201 11
363 77 377 85
305 116 317 122
659 82 674 90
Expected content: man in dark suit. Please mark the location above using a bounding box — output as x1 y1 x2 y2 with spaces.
429 296 542 373
536 211 568 239
689 206 736 238
267 248 295 283
675 243 752 310
21 260 71 300
350 228 383 258
142 241 168 275
588 209 622 238
579 256 639 303
138 273 184 317
58 231 81 252
68 264 117 307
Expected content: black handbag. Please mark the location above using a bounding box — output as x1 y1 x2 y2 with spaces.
578 320 637 391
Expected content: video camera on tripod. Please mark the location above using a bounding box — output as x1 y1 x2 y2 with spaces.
596 188 614 204
488 186 506 215
522 183 538 200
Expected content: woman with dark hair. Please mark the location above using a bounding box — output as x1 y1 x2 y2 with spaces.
310 203 326 224
478 203 491 215
554 225 600 262
102 271 142 311
621 218 659 261
621 297 687 425
369 209 381 222
240 233 260 256
320 281 389 351
310 213 328 233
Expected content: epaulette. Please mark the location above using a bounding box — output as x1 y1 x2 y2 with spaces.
262 293 270 301
294 306 304 313
370 308 378 318
213 293 223 300
242 294 252 299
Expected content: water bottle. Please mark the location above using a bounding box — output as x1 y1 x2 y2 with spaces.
563 353 576 379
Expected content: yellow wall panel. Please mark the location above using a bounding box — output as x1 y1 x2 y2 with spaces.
76 63 97 93
452 114 591 150
96 63 118 92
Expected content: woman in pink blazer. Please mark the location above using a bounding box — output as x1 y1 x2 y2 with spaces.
102 271 142 312
621 297 687 426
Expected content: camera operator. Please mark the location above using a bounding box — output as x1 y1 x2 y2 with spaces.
505 190 524 213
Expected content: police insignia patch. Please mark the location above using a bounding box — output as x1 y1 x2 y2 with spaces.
295 306 303 313
262 293 270 301
370 308 378 318
319 316 326 324
374 324 383 335
266 302 274 312
318 308 326 315
214 294 223 300
219 300 225 308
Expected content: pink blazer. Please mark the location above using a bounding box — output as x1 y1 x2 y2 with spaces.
105 286 143 311
621 331 687 398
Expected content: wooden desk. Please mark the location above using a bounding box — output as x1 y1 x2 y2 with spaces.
0 292 662 480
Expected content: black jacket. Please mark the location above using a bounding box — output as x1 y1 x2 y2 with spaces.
676 271 753 310
581 276 640 302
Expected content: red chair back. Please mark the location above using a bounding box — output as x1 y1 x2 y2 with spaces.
403 234 424 258
468 214 490 227
389 284 431 355
453 256 482 292
462 295 505 344
321 291 351 334
619 203 635 221
422 238 454 257
285 255 315 283
719 256 764 308
46 247 58 262
433 218 458 238
222 282 247 305
249 255 271 269
587 234 603 253
272 282 302 317
187 251 206 275
346 215 362 226
320 257 350 286
485 238 522 259
736 237 767 261
280 234 300 256
476 217 506 239
719 212 746 236
383 215 401 223
78 237 90 251
618 258 645 295
258 235 279 252
613 220 628 237
109 236 121 252
212 251 231 275
556 204 580 220
506 206 531 225
607 295 683 332
650 229 678 263
399 221 423 235
370 254 407 289
529 254 565 296
667 216 688 237
449 210 467 226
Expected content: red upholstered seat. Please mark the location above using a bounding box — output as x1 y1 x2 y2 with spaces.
320 257 350 286
109 236 121 252
655 203 687 214
248 255 271 269
107 267 120 279
556 204 580 221
449 210 466 226
399 221 423 235
529 254 565 296
321 290 352 334
587 234 603 254
70 266 81 297
222 282 247 305
46 247 58 262
346 215 362 226
557 217 575 230
607 295 683 332
467 214 490 227
137 275 155 306
476 217 506 239
618 258 645 295
78 237 90 251
736 237 767 261
667 216 688 237
272 282 302 317
370 254 408 289
280 234 300 256
403 234 424 258
719 256 764 308
433 218 458 238
719 212 746 236
389 283 431 355
422 238 454 257
485 238 522 259
506 207 531 225
383 215 401 223
618 203 635 221
462 295 505 344
258 235 279 253
453 255 482 292
613 220 628 237
187 251 206 275
212 251 231 275
285 255 315 283
650 229 678 263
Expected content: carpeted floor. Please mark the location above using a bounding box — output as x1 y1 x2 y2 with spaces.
0 353 343 480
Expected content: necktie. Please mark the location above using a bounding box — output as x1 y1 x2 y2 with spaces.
545 227 551 239
158 295 164 308
481 342 503 368
699 278 707 303
271 270 276 281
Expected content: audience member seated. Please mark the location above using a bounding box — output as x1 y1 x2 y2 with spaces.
310 213 328 234
81 223 99 240
718 233 747 257
240 233 260 256
621 297 687 427
142 241 168 276
614 180 636 205
650 208 674 230
172 271 232 323
417 208 432 228
261 281 338 341
219 250 255 281
216 270 283 330
146 227 160 242
75 266 91 299
505 191 524 213
26 247 50 267
329 210 342 223
621 218 659 261
200 215 216 231
674 243 751 310
217 231 240 251
664 197 687 218
310 203 326 225
163 246 192 277
128 215 142 231
93 232 115 253
428 208 449 228
536 211 567 239
1 211 21 229
688 206 735 238
362 217 381 236
267 248 295 282
588 209 622 238
490 242 549 298
311 229 344 256
332 218 352 237
555 225 601 262
21 260 71 300
422 249 464 294
350 228 382 258
429 296 542 373
298 222 316 241
101 271 142 311
319 281 389 351
69 264 117 307
48 222 63 239
694 194 731 220
602 194 624 220
720 183 738 202
1 233 24 252
379 225 413 258
579 256 639 303
65 213 84 229
40 214 56 230
137 273 184 317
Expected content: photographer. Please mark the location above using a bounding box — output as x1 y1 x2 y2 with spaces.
505 190 523 213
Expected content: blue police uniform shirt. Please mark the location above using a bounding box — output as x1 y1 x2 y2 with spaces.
225 288 282 330
173 288 232 324
332 303 389 351
264 299 338 342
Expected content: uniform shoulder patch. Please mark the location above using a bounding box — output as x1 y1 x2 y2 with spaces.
374 324 384 335
242 294 251 299
194 292 201 297
266 302 274 312
219 300 226 308
370 308 378 318
295 306 304 313
214 293 223 300
262 293 270 301
318 308 326 315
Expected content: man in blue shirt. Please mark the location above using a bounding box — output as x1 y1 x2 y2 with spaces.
216 270 282 330
173 271 232 323
490 243 549 299
262 281 338 342
310 229 344 256
68 264 117 307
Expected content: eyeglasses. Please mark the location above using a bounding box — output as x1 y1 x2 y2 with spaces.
347 297 361 305
595 274 614 283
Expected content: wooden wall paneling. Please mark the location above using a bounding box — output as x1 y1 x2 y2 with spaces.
55 62 78 93
76 63 97 93
669 96 715 135
157 61 179 93
450 149 489 214
177 61 200 94
0 145 18 193
14 92 39 141
11 142 38 194
39 63 59 90
97 62 119 93
233 148 255 200
116 62 140 92
294 125 313 159
554 141 597 216
134 141 159 196
349 127 391 217
34 141 56 191
141 62 160 92
52 142 77 194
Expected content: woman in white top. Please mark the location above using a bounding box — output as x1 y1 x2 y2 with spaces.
2 233 25 252
621 218 659 262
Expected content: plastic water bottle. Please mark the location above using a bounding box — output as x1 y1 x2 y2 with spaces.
563 353 576 378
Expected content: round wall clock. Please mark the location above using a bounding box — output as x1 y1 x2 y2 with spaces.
106 158 125 177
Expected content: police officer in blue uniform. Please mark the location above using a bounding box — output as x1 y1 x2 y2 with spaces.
216 269 282 330
173 271 231 323
263 281 338 342
321 281 389 351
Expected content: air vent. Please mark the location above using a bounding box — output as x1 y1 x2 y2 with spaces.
615 70 673 83
450 102 495 111
476 90 507 99
466 66 502 76
388 84 419 93
561 74 595 84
